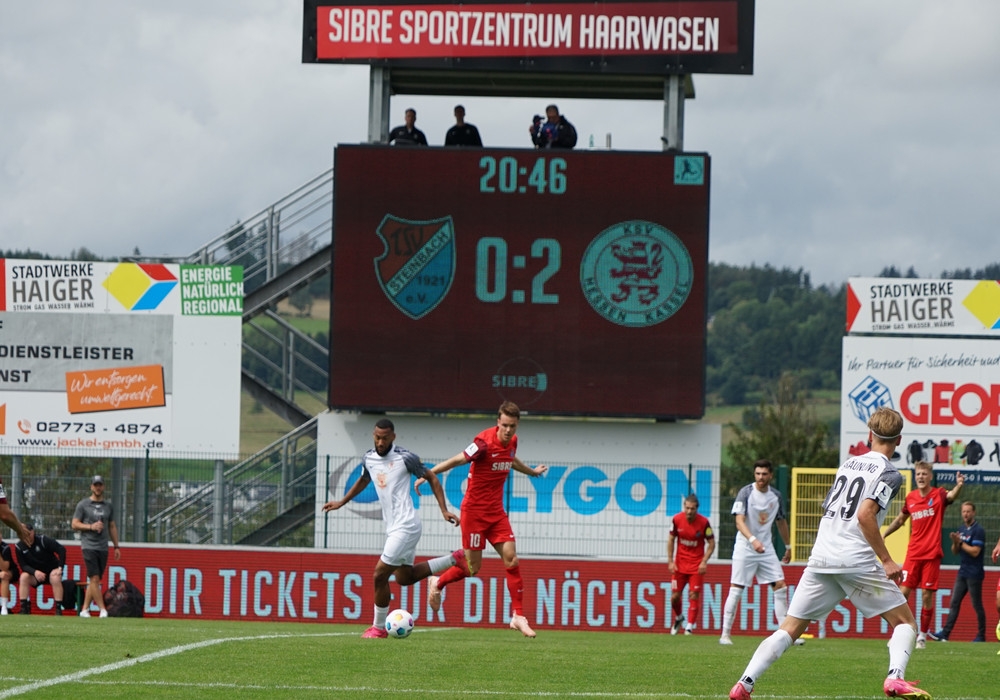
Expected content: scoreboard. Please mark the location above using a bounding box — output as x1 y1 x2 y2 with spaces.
329 145 709 418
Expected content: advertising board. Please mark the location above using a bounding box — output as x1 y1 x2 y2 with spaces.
0 259 243 457
34 542 992 640
315 412 720 559
840 335 1000 474
303 0 755 76
846 277 1000 336
330 145 709 419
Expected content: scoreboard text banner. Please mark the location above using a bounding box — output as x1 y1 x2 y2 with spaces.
303 0 754 75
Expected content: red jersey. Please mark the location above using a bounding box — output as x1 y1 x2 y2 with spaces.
461 427 517 517
902 486 949 560
670 512 714 575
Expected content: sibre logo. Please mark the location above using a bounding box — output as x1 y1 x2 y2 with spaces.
900 382 1000 426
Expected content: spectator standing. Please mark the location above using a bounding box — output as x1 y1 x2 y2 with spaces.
529 104 577 149
882 461 963 648
388 108 428 146
929 501 986 642
71 475 121 618
444 105 482 146
667 493 715 635
15 524 67 615
321 418 463 638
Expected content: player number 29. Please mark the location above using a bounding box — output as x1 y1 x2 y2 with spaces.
822 475 866 520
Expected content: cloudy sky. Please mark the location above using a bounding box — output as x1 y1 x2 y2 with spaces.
2 1 998 287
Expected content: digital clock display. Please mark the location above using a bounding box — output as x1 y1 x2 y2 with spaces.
329 144 709 418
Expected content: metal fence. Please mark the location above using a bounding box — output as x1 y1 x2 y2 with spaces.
3 451 998 562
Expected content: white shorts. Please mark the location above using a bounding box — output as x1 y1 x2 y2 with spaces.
787 567 907 620
730 552 784 587
380 528 421 567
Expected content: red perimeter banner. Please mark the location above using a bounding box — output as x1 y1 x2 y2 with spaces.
25 543 997 641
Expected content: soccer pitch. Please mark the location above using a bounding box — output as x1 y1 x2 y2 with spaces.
0 618 993 699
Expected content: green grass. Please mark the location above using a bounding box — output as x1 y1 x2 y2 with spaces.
1 617 994 699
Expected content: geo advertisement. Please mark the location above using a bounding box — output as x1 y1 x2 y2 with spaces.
36 543 993 640
845 277 1000 336
0 259 243 456
840 335 1000 472
315 412 721 560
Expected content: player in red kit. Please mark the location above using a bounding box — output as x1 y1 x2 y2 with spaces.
667 493 715 635
416 401 548 637
882 461 964 648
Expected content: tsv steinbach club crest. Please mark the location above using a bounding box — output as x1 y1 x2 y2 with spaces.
374 214 455 320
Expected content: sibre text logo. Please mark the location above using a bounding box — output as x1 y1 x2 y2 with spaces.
900 382 1000 426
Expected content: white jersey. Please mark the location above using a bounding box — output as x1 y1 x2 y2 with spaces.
363 445 428 536
807 451 903 573
731 483 785 555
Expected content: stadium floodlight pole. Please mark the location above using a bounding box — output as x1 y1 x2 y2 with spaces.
662 74 686 152
368 66 391 144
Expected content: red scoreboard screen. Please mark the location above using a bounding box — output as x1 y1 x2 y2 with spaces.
329 145 709 418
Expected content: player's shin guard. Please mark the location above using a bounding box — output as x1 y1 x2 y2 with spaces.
435 564 467 590
505 564 525 617
687 595 700 629
887 624 917 679
773 586 789 625
722 587 741 636
920 607 932 637
741 630 793 691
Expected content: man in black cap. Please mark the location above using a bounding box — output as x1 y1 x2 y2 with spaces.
71 475 120 618
15 524 67 615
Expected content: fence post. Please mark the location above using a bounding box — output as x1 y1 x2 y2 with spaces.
10 455 23 535
112 458 124 541
213 459 226 544
132 453 149 542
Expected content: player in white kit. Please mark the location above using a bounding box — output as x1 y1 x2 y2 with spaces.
323 418 461 638
729 407 932 700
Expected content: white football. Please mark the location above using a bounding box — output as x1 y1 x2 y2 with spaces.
385 609 415 638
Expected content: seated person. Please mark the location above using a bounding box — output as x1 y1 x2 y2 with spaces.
15 524 67 615
0 542 19 615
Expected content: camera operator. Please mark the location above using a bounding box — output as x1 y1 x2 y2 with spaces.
529 105 577 149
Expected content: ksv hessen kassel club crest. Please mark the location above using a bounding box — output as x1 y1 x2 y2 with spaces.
580 220 693 327
374 215 455 319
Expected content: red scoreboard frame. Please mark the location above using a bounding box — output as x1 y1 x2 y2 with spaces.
329 145 709 418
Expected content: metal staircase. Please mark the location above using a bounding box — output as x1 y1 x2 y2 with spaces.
148 167 335 545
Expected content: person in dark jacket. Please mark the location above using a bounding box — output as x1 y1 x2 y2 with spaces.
529 104 577 149
15 525 67 615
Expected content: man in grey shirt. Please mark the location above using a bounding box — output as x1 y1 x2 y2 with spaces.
71 475 121 618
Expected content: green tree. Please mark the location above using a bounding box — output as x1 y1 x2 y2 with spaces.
726 373 839 473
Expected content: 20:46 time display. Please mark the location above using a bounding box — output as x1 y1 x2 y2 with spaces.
479 156 567 194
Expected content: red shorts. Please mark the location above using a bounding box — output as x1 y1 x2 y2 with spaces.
901 558 940 590
461 510 515 551
671 571 703 597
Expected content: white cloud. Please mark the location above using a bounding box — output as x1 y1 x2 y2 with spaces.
1 1 998 285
